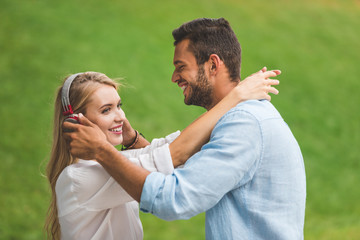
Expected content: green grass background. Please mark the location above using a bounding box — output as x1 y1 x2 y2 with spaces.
1 0 359 239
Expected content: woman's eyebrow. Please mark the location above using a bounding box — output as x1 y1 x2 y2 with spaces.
99 103 113 109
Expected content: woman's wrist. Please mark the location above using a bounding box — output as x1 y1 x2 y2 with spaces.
122 128 137 146
225 84 244 106
122 130 149 150
125 130 139 149
122 129 139 150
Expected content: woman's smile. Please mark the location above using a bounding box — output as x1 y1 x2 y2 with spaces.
109 124 123 135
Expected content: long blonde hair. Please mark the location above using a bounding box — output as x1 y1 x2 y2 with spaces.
45 72 118 239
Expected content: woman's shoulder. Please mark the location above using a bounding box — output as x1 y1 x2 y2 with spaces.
56 160 111 193
59 160 102 177
56 160 113 216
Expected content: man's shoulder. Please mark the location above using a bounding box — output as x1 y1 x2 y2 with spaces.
226 100 282 122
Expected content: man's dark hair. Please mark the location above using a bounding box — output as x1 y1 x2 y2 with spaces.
172 18 241 81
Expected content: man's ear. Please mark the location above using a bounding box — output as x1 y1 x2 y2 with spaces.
208 54 221 76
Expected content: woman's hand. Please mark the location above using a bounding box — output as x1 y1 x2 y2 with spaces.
121 117 150 149
121 118 137 147
232 67 281 102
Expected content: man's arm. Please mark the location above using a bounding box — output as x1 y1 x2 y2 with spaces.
140 107 262 220
64 115 148 202
96 141 149 202
170 68 280 166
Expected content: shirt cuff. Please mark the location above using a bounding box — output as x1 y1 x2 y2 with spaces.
150 143 174 175
139 172 165 213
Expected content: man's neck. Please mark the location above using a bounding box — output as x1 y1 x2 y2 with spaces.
205 79 239 111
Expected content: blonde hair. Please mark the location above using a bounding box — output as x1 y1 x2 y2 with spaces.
44 72 118 239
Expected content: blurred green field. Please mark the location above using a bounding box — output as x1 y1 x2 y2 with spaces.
0 0 359 239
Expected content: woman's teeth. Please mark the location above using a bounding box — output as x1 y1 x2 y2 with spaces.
110 127 122 132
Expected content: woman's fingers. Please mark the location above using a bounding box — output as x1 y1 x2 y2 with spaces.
267 79 280 86
263 70 281 78
267 86 279 95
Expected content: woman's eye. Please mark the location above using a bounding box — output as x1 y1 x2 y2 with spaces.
102 108 111 114
117 103 122 109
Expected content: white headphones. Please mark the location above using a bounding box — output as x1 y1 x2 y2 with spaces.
61 73 83 123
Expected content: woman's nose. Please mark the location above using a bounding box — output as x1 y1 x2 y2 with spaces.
115 108 125 121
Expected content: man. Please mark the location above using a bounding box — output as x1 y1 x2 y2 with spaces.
65 18 306 239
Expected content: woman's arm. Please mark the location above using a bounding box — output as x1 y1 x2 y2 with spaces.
169 68 280 167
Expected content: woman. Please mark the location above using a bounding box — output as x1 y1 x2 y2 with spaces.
45 70 279 239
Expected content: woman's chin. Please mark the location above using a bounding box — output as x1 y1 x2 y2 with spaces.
108 136 123 147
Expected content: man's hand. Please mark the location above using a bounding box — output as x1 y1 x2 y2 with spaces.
235 66 281 101
63 113 110 160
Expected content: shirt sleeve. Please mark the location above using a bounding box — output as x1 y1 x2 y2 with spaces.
121 131 180 175
139 109 262 220
57 131 181 213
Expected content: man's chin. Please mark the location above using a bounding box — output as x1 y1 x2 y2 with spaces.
184 96 192 106
184 99 200 107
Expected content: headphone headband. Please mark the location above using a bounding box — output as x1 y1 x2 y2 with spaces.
61 73 83 116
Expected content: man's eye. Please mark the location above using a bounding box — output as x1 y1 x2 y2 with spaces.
176 65 184 72
117 103 122 109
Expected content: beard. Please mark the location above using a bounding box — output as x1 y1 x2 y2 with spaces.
185 66 213 109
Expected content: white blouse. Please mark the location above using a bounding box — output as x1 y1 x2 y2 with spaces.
55 131 180 240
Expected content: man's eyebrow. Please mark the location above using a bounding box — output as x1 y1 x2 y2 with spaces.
173 60 185 65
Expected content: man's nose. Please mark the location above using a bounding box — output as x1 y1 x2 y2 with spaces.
171 71 179 83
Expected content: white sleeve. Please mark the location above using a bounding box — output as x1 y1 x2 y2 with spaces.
121 131 180 175
56 131 181 213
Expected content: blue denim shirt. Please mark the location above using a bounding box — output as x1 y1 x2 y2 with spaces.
140 100 306 240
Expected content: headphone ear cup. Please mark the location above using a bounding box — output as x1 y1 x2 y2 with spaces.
65 113 79 124
63 114 80 132
63 117 80 132
64 118 79 124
